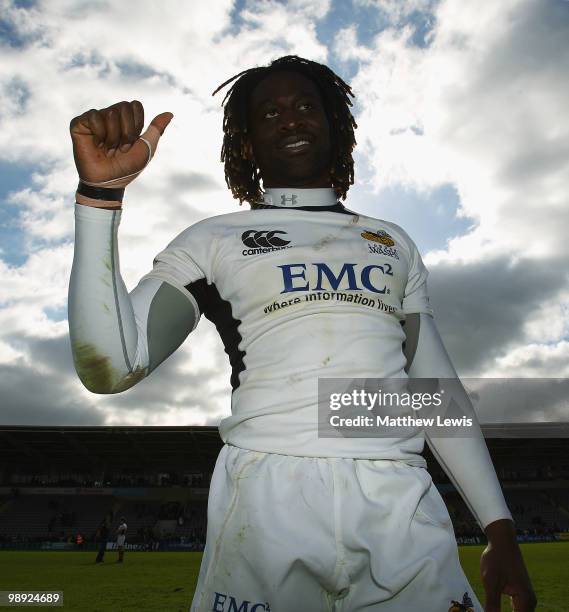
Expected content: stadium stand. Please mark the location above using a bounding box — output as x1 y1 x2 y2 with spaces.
0 494 114 542
0 424 567 549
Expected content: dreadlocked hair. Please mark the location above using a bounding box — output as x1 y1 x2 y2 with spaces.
212 55 357 206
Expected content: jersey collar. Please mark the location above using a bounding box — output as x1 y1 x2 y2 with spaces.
262 188 337 208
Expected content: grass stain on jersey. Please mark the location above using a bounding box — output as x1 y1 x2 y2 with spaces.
72 341 145 393
314 234 336 250
113 367 146 392
235 524 249 544
287 372 303 384
72 341 114 393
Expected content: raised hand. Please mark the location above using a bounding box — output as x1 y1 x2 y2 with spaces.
70 100 173 188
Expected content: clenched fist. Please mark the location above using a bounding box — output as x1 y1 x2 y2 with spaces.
70 100 173 188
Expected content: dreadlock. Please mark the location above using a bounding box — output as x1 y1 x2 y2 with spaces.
212 55 357 206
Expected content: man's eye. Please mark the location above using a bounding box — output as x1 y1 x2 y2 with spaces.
264 109 279 119
299 102 313 111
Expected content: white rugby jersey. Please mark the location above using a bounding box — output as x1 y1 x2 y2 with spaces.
142 188 433 462
70 187 512 527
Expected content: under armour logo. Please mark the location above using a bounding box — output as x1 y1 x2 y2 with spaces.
280 194 298 206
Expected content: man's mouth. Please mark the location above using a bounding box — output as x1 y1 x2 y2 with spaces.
284 139 310 149
278 134 312 152
278 136 313 154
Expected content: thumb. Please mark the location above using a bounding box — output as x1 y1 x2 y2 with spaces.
139 112 174 158
150 112 174 135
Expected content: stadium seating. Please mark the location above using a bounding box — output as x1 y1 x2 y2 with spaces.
0 425 567 547
0 495 114 542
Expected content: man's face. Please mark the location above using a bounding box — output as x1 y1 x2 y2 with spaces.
247 70 332 189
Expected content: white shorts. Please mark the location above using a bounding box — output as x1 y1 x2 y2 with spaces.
117 535 126 547
191 445 481 612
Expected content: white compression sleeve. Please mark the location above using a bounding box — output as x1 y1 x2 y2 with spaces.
406 313 512 530
68 204 198 393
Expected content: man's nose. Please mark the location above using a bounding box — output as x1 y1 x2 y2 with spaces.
279 109 305 131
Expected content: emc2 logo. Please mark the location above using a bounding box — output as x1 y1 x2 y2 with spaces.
212 592 270 611
278 262 394 295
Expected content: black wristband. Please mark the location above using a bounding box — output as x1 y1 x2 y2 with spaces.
77 181 125 202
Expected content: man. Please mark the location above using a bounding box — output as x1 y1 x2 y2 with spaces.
95 521 109 563
116 517 127 563
68 56 535 611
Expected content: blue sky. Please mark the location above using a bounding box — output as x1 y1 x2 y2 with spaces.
0 161 33 266
0 0 568 426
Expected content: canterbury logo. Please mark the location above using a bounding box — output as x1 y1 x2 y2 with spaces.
242 230 291 248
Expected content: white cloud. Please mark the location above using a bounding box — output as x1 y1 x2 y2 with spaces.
0 0 332 426
340 0 569 261
333 25 374 62
0 340 24 365
493 341 569 378
334 0 569 389
0 245 71 336
1 0 568 426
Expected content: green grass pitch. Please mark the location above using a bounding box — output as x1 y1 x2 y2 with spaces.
0 543 567 611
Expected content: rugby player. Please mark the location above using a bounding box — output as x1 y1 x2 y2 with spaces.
68 56 536 611
116 517 127 563
95 520 109 563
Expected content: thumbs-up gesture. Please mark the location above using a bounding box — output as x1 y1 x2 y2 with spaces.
70 100 173 189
